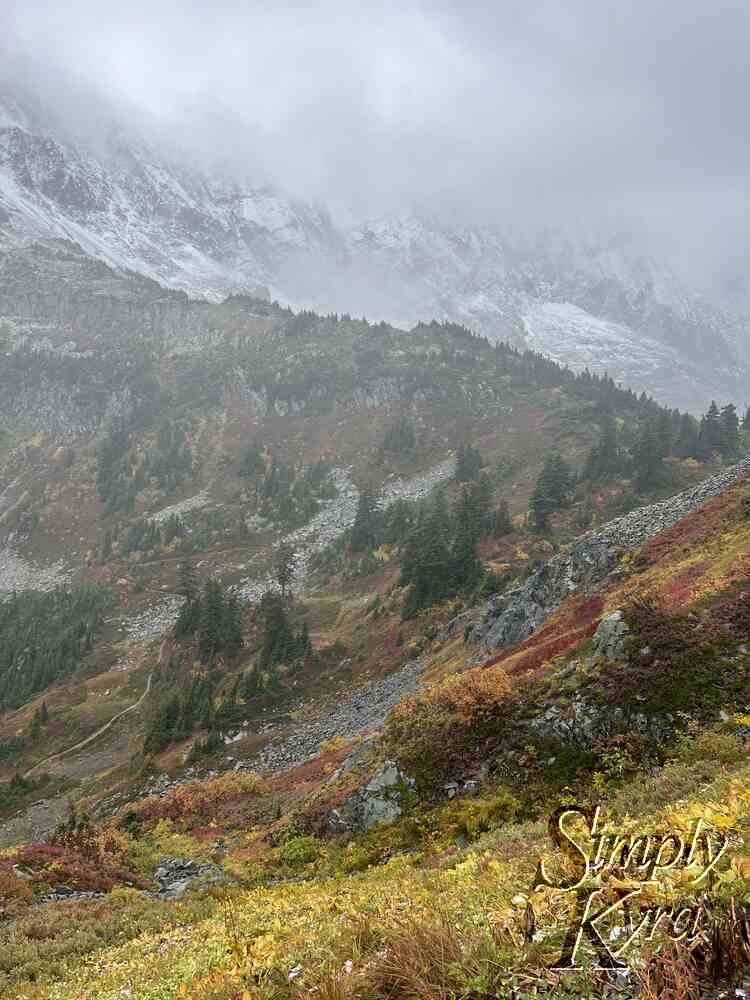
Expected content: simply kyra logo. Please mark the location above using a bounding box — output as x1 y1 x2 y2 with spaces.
532 804 733 971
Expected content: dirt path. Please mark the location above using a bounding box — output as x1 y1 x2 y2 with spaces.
24 673 152 778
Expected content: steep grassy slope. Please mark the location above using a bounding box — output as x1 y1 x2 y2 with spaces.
0 455 749 998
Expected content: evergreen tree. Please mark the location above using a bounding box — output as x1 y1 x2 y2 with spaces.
698 401 723 459
584 414 622 483
743 406 750 431
530 454 573 531
451 487 482 590
720 403 740 458
175 561 201 639
143 696 180 755
39 701 49 724
492 500 513 537
655 410 674 458
274 542 296 597
240 666 261 700
400 491 453 614
675 412 700 459
633 420 663 491
454 444 483 482
473 472 495 536
178 560 197 601
239 441 265 478
295 621 312 660
222 594 244 652
198 579 224 665
259 592 297 667
350 485 381 552
382 415 416 455
98 529 113 565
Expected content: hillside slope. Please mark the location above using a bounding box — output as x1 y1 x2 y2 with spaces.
1 434 749 998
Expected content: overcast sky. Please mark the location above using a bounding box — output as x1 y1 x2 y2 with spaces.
3 0 750 283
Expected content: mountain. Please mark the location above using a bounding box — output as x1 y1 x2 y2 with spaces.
0 84 748 412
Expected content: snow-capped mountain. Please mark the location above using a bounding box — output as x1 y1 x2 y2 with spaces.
0 84 747 411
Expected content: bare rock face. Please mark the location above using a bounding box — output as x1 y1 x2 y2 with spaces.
328 761 415 833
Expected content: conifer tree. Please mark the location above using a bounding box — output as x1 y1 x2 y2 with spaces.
382 415 416 455
720 403 740 458
675 412 700 459
451 486 482 590
698 401 723 458
530 454 573 531
400 491 453 614
454 444 483 482
492 500 513 537
633 420 663 491
222 593 244 651
350 485 381 552
584 413 622 483
99 529 113 565
198 579 225 665
258 591 305 667
274 542 296 597
177 560 198 603
656 410 674 458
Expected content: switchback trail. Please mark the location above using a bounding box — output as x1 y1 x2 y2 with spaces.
24 673 153 778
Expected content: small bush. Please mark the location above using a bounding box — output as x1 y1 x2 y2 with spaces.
275 835 321 868
441 790 521 841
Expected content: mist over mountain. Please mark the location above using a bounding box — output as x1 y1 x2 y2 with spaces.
2 2 750 411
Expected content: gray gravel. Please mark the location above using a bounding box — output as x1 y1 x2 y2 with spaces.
0 542 71 594
234 658 424 773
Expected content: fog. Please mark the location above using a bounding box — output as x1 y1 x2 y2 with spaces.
3 0 750 298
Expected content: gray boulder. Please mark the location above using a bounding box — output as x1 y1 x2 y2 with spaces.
328 760 415 833
591 610 630 662
152 856 227 900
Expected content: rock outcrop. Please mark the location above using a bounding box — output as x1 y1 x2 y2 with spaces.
591 610 630 662
151 857 227 901
328 761 416 833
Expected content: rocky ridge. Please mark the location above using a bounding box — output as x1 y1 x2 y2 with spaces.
471 457 750 652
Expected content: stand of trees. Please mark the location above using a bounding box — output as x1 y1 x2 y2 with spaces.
454 444 483 483
382 415 417 456
582 401 744 496
240 446 337 530
529 455 575 532
97 417 192 515
399 481 496 617
0 586 112 710
174 565 244 665
258 591 312 669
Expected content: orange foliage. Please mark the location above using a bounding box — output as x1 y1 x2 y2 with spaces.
385 665 514 783
131 771 268 826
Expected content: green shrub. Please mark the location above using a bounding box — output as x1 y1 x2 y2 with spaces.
275 835 321 868
441 790 521 841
